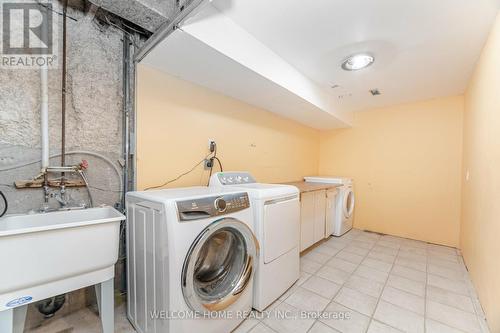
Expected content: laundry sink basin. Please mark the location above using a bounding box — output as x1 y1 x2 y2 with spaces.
0 206 125 311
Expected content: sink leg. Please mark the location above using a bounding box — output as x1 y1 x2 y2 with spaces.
95 278 114 333
0 305 27 333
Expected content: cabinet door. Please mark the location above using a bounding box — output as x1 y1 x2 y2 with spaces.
313 190 327 243
300 191 315 251
325 189 338 237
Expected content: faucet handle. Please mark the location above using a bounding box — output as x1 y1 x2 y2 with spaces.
79 160 89 170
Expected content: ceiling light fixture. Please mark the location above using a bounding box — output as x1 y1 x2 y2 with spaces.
341 53 374 71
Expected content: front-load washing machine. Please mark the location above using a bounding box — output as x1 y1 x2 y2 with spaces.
209 172 300 311
304 177 355 236
126 187 258 333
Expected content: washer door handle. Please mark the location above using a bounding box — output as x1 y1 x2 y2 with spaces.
233 256 253 296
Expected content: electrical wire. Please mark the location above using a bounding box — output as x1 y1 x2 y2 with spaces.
104 15 147 36
36 1 78 21
213 156 223 172
206 144 223 186
78 170 94 208
0 191 7 217
145 152 214 191
103 16 144 48
88 185 122 193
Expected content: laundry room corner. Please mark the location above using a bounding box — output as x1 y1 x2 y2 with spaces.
317 96 464 247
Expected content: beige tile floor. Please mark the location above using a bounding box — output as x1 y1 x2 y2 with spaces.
27 229 491 333
236 229 491 333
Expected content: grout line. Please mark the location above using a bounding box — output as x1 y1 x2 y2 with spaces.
314 231 400 332
259 320 278 333
301 230 370 332
366 236 400 333
275 231 432 333
247 231 489 333
318 233 373 331
426 250 490 333
284 236 354 333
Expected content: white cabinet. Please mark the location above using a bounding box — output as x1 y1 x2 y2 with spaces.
299 190 327 251
300 191 315 251
313 190 327 244
325 189 338 237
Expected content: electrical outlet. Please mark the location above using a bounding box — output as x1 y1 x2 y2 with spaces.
208 139 216 152
205 158 214 169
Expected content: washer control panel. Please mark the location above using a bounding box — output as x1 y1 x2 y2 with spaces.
177 192 250 221
211 172 257 186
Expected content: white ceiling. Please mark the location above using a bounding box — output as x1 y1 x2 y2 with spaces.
212 0 500 112
142 3 353 129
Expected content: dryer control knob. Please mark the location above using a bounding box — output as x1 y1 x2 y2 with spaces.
214 198 227 213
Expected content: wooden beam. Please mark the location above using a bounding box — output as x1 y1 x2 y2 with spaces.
14 179 86 189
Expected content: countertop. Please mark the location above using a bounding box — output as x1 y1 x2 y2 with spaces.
280 181 341 193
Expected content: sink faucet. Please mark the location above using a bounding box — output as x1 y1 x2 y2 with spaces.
39 185 86 213
54 185 68 208
39 188 68 212
37 161 93 213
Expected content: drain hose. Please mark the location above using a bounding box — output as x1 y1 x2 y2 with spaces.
0 191 7 217
36 294 66 318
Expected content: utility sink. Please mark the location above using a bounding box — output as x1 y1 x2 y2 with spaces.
0 207 125 312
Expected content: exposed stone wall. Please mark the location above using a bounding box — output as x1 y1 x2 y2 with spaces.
0 1 126 328
0 2 124 212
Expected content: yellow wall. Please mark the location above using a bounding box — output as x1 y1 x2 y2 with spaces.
136 64 320 190
318 96 464 247
460 13 500 333
137 63 465 248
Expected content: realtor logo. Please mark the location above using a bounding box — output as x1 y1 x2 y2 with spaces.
0 0 58 68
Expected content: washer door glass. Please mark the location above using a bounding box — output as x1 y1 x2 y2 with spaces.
343 189 355 218
182 218 258 312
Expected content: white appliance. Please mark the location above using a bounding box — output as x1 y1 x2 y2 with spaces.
126 187 258 333
209 172 300 311
304 177 355 236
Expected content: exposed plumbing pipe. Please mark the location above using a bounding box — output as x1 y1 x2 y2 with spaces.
40 9 49 170
0 151 123 192
36 2 69 317
0 191 7 217
36 294 66 318
56 0 69 210
122 32 131 211
61 0 68 178
121 31 133 294
40 4 50 208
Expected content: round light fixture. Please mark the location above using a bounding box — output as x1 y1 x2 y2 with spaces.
341 53 374 71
